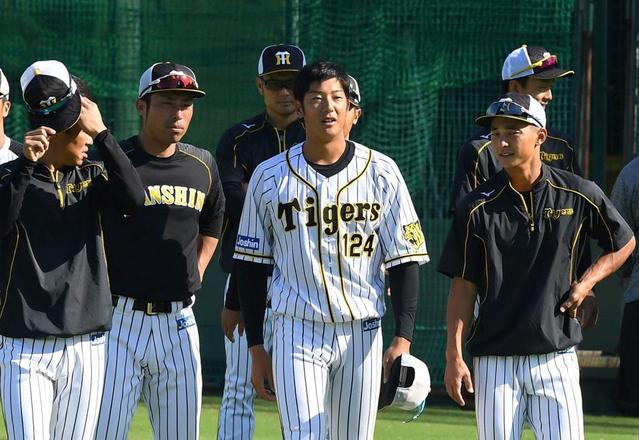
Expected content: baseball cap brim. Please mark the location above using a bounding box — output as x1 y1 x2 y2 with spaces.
143 88 206 98
259 68 301 77
475 114 539 127
530 67 575 80
27 90 81 132
378 356 402 410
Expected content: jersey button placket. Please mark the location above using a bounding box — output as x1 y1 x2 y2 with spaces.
321 184 333 269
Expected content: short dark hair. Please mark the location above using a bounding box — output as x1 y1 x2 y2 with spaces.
72 75 94 101
502 77 529 94
293 60 349 102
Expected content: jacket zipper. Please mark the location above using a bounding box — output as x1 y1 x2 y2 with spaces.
50 169 64 209
528 192 535 232
512 187 535 232
274 127 284 152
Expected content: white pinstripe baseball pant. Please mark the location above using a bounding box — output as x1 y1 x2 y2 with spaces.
272 313 383 440
95 296 201 440
0 332 107 440
473 347 584 440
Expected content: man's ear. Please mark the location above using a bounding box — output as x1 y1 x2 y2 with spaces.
1 100 10 118
353 108 362 125
256 77 264 97
537 127 548 146
135 99 146 118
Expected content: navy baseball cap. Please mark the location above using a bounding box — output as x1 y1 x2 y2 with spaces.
258 44 306 76
20 60 82 132
476 93 546 128
502 45 574 80
138 62 205 99
347 74 361 107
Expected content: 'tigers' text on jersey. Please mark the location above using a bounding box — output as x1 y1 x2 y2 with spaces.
277 197 381 233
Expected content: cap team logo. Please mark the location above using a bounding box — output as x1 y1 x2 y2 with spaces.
402 221 425 249
40 96 57 107
274 51 291 66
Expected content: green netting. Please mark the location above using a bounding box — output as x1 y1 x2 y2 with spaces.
1 0 577 387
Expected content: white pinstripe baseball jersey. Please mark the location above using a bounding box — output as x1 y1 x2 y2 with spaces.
234 141 429 323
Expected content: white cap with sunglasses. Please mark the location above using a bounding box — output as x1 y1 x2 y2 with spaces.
502 45 575 81
475 93 546 129
138 62 205 99
20 60 82 132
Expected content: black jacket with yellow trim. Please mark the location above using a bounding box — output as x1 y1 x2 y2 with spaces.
438 164 633 356
0 130 145 338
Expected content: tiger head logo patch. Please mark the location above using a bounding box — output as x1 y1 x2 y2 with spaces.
402 221 425 249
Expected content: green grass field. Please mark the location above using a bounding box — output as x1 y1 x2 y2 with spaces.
2 395 638 439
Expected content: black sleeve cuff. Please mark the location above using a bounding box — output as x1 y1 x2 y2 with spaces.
388 262 420 342
93 129 110 144
237 260 269 347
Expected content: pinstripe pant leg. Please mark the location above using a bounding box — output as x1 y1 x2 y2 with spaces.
263 308 274 356
0 336 59 440
328 320 382 440
143 307 201 440
525 349 584 440
218 275 256 440
473 355 525 440
272 314 330 440
50 333 106 440
95 301 148 440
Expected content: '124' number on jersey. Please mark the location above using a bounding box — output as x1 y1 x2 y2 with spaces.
342 233 375 257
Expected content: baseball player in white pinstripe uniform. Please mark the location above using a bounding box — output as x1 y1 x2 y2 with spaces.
95 62 225 440
234 61 428 439
439 93 635 439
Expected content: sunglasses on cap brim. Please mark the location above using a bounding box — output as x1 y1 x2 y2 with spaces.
485 100 543 127
509 54 560 78
142 73 201 95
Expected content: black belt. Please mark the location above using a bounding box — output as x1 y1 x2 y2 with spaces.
112 295 192 315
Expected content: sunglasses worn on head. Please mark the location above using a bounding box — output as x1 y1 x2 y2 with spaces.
144 73 198 94
26 88 74 115
261 78 295 91
486 100 543 127
510 54 559 78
